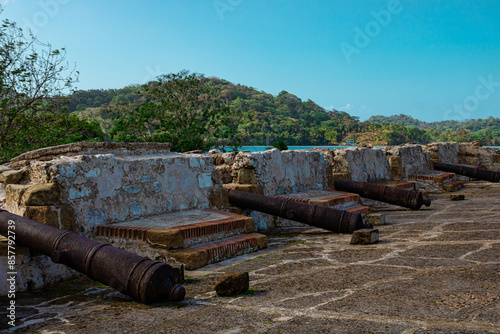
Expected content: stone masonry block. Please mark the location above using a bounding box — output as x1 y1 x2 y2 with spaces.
332 173 352 180
147 229 184 249
237 168 257 185
169 248 208 270
388 156 403 167
492 155 500 164
21 183 60 206
243 217 255 233
365 213 386 226
224 183 263 194
5 184 30 206
350 229 379 245
22 204 76 231
24 206 59 228
0 169 25 184
208 187 230 209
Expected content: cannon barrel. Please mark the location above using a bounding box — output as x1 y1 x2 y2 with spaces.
0 209 185 304
333 178 431 210
433 162 500 183
227 189 371 233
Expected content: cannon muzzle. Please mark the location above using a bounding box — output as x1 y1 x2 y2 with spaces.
333 178 431 210
433 162 500 183
0 209 185 304
227 189 372 233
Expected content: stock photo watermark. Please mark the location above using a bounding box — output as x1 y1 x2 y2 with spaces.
21 0 70 35
213 0 243 21
443 74 500 121
340 0 403 63
5 218 17 328
142 64 164 84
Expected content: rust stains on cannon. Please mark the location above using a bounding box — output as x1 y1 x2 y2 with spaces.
433 162 500 183
227 189 372 234
0 209 185 304
333 178 431 210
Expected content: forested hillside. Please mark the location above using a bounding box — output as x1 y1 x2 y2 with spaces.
68 77 500 147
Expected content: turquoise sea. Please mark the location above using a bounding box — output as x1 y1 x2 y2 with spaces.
240 145 500 152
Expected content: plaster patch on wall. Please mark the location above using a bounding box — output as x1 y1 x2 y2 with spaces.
130 201 141 215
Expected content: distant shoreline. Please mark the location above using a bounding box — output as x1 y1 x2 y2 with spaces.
239 145 500 152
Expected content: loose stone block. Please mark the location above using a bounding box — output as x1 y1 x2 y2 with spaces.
350 229 379 245
169 248 208 270
0 169 25 184
214 271 249 297
365 213 386 226
147 229 184 249
21 183 61 206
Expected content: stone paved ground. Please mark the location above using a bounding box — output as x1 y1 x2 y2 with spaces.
1 181 499 333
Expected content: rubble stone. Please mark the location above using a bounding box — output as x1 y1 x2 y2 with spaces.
214 271 250 296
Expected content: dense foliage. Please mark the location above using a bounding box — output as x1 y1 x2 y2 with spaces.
107 71 240 152
0 11 104 162
368 114 500 145
69 77 500 148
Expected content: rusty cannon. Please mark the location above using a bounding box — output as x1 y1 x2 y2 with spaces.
0 209 185 304
433 162 500 183
333 178 431 210
227 189 372 234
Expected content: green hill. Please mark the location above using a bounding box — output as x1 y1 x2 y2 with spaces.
68 77 500 147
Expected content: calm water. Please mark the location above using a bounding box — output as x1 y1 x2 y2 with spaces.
240 145 500 152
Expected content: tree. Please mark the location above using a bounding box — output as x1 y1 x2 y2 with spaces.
109 70 240 152
0 8 103 162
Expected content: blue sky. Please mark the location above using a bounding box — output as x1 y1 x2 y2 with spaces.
2 0 499 122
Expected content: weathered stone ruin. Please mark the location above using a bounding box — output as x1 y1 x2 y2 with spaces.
1 141 499 295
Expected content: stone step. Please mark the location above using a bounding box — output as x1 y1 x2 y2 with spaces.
95 208 255 249
169 233 268 270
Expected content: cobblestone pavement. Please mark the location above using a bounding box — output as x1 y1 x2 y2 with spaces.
1 181 499 333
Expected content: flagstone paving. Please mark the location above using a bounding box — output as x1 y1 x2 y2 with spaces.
1 181 499 333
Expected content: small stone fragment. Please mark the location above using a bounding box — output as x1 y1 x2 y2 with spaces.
214 271 250 297
350 229 379 245
365 213 386 226
450 194 465 201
